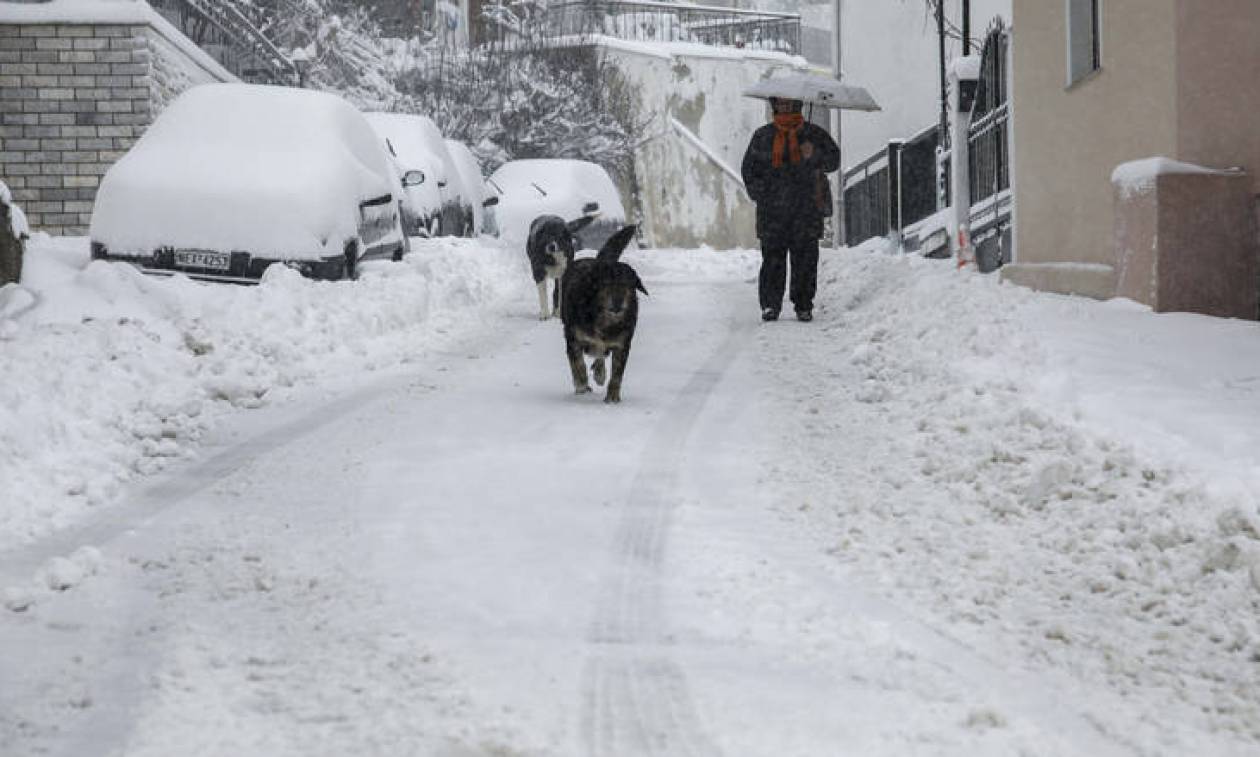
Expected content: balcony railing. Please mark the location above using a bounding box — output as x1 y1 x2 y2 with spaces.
477 0 801 55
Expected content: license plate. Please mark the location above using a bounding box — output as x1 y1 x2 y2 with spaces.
174 249 231 271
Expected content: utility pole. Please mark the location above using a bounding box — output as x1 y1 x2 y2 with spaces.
962 0 971 55
937 0 947 143
830 0 843 249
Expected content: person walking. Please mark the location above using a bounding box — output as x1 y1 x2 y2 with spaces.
740 97 840 322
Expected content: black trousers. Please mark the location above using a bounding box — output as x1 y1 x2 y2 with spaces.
759 238 819 313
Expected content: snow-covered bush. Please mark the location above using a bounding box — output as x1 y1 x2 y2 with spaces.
230 0 644 202
394 41 644 187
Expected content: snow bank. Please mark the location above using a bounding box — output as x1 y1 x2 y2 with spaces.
90 84 397 260
765 248 1260 748
0 234 532 551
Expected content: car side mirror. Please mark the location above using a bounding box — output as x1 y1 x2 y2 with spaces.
402 170 425 188
582 201 600 217
482 196 500 208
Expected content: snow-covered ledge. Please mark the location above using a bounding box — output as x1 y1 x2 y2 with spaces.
0 0 233 86
0 0 236 235
1110 157 1257 319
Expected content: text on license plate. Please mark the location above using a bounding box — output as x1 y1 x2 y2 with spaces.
174 250 231 270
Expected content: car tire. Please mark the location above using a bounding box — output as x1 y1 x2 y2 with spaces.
392 245 405 262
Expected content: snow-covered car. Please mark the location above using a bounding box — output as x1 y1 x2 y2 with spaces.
89 83 406 282
364 112 472 238
366 112 445 238
482 159 626 250
444 139 486 236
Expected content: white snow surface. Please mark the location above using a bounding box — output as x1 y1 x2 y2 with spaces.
90 84 397 259
0 233 531 551
2 238 1260 754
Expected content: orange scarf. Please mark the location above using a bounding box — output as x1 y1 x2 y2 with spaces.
771 113 804 167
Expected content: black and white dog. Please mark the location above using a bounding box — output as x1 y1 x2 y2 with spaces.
560 225 646 404
526 214 594 320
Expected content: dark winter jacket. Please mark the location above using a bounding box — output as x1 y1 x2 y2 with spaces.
740 121 840 243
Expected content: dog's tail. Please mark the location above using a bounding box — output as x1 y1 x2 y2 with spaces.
595 224 638 263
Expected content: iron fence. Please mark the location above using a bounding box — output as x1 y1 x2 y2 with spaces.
842 150 890 246
842 124 942 247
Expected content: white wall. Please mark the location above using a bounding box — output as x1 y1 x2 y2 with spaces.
603 42 802 248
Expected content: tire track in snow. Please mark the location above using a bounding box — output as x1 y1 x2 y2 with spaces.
581 308 753 757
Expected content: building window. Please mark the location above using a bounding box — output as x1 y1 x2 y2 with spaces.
1068 0 1101 85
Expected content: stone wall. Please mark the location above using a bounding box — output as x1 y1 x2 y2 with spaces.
604 43 802 249
0 19 233 235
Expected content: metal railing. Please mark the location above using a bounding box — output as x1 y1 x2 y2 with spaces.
148 0 298 84
476 0 801 54
842 149 890 246
842 124 942 247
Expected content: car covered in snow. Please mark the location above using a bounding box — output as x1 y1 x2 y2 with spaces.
444 139 486 235
365 112 445 238
89 83 407 283
364 112 472 238
482 159 626 250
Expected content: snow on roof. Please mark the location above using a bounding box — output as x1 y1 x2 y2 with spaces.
1111 157 1238 198
487 159 625 243
90 83 396 259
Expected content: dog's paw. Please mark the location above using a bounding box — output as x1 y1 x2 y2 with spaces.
604 392 621 404
574 385 592 395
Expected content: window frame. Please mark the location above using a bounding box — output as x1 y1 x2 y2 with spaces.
1066 0 1102 88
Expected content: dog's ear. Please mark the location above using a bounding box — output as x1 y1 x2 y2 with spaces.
595 224 638 263
566 215 595 235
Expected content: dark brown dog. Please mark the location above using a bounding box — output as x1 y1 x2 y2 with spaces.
560 225 646 403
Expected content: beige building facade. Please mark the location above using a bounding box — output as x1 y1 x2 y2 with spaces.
1006 0 1260 318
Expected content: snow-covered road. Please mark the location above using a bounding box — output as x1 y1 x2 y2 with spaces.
3 239 1259 755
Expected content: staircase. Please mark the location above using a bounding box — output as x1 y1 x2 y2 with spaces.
148 0 299 85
